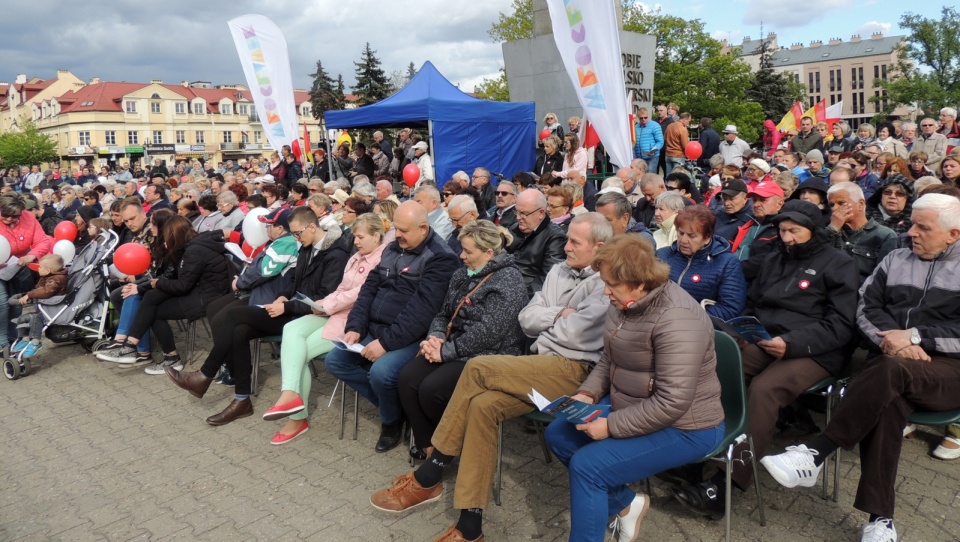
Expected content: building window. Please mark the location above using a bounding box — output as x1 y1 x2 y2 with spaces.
105 131 116 145
859 92 865 114
301 106 310 116
78 131 91 146
852 93 858 114
829 71 835 92
254 131 262 143
836 69 842 92
858 67 864 90
874 91 881 113
241 132 249 144
176 130 186 144
175 102 186 114
153 131 163 144
808 73 814 94
239 104 248 115
815 72 821 94
193 102 204 115
151 102 161 114
223 131 233 143
195 131 205 144
881 64 888 81
221 103 232 115
874 65 880 81
125 101 136 113
128 131 139 145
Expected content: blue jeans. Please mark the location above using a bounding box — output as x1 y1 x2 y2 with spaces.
116 294 150 353
665 156 684 177
0 280 10 346
546 402 724 542
641 153 660 173
324 335 421 425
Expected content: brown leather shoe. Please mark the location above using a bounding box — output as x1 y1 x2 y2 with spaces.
369 472 442 512
432 526 484 542
165 367 211 399
206 398 254 426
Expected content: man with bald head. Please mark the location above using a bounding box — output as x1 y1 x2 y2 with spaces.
376 179 399 204
506 189 567 297
326 201 460 453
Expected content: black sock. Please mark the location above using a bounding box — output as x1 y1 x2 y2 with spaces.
807 435 839 467
455 508 483 540
413 450 453 488
868 514 893 524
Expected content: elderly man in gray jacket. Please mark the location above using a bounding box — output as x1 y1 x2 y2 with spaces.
369 213 613 542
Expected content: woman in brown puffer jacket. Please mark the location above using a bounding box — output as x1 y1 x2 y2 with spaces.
544 234 725 542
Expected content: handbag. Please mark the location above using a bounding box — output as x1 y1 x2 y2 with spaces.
445 274 493 338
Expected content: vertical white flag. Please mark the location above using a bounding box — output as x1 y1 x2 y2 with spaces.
227 15 298 153
545 0 632 168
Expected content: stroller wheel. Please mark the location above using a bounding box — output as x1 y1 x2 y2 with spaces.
3 358 21 380
80 337 98 352
90 339 113 352
21 358 32 376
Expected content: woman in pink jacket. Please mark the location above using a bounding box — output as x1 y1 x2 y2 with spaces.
0 193 53 351
262 213 386 444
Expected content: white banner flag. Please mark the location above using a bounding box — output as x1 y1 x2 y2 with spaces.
227 15 298 153
545 0 632 168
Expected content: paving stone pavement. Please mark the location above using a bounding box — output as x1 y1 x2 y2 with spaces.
1 336 959 541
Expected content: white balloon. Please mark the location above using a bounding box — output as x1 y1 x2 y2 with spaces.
109 263 127 280
242 207 271 248
0 235 10 264
53 239 76 264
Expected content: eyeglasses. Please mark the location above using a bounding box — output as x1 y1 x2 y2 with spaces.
546 203 568 210
920 124 935 128
443 192 455 198
910 158 925 164
518 207 544 218
882 189 907 198
637 116 648 120
496 190 513 196
290 226 309 239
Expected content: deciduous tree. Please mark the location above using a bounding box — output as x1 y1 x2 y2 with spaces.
0 118 58 168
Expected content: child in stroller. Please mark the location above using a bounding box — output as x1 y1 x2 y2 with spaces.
9 253 68 357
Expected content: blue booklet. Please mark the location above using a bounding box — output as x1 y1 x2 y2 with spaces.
714 316 773 344
528 389 611 424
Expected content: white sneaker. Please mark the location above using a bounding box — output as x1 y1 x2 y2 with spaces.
609 493 649 542
760 444 822 488
902 424 916 438
861 518 897 542
932 435 960 460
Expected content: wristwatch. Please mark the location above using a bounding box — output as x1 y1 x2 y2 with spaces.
910 328 921 345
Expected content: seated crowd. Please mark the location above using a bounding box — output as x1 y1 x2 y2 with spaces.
4 122 960 542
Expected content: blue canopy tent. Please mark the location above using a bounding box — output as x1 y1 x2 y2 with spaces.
324 61 536 187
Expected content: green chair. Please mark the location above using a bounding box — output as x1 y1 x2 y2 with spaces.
700 331 767 542
908 408 960 427
493 410 555 506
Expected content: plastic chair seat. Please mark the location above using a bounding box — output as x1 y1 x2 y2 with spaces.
908 408 960 425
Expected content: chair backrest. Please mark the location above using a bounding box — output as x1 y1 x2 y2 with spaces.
714 330 748 437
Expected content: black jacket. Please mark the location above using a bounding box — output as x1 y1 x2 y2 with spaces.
284 160 303 186
37 206 62 237
313 158 330 184
534 151 564 177
490 206 517 230
697 127 721 169
714 200 754 241
744 232 860 376
507 217 567 298
279 227 351 317
478 182 496 213
346 228 460 351
156 230 232 320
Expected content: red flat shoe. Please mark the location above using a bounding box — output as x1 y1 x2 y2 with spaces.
271 421 309 445
262 396 305 421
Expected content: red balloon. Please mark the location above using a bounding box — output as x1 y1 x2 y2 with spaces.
402 163 420 187
113 243 152 276
539 128 552 140
241 241 254 257
27 263 40 272
54 220 78 242
685 141 703 160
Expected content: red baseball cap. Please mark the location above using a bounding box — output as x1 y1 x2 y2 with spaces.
750 181 785 199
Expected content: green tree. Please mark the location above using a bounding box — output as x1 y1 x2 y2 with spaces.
406 62 418 82
474 68 510 102
0 118 58 168
874 6 960 117
308 60 344 122
621 5 766 142
746 38 805 120
488 0 533 43
352 42 393 106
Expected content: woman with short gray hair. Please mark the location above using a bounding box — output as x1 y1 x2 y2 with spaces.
652 191 686 249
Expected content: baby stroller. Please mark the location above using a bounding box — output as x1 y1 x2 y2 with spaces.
3 229 120 380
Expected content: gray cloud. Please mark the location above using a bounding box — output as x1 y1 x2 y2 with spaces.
742 0 854 27
1 0 512 92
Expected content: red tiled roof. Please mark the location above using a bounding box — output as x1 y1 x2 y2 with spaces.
57 82 147 113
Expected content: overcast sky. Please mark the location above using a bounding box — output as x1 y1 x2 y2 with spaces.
0 0 940 94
